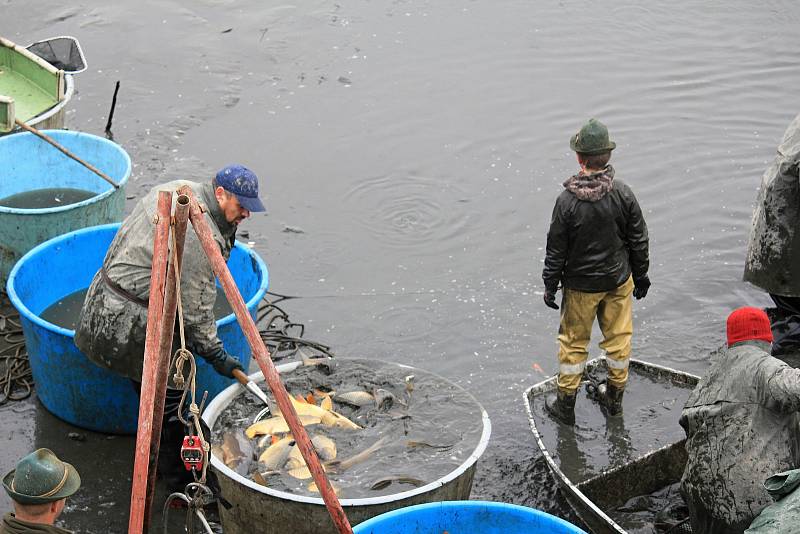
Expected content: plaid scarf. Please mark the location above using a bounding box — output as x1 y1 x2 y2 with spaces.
563 165 615 202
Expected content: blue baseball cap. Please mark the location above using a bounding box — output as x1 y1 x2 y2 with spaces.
215 164 266 213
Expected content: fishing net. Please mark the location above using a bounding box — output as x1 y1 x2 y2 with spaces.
26 36 87 73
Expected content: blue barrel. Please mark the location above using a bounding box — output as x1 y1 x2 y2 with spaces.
6 223 269 434
353 501 587 534
0 130 130 286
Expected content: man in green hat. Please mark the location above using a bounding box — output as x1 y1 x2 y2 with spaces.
1 449 81 534
542 118 650 424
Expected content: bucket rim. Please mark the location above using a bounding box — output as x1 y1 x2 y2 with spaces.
215 244 270 328
0 128 130 215
6 223 121 337
25 75 75 128
6 223 268 337
202 358 492 506
352 500 587 532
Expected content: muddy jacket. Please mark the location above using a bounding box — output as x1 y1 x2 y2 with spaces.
75 180 236 381
745 469 800 533
744 113 800 297
680 340 800 534
543 166 649 292
0 513 72 534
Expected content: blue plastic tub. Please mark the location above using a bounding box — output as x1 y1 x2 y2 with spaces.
0 130 130 286
353 501 587 534
6 223 269 434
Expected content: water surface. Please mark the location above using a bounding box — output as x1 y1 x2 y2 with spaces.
3 1 800 531
39 287 239 331
0 188 95 209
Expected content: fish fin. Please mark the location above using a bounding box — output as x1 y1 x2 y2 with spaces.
306 392 316 405
321 395 333 411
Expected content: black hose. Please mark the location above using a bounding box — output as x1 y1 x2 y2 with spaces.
0 298 32 405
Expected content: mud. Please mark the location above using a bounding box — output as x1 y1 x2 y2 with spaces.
211 359 483 499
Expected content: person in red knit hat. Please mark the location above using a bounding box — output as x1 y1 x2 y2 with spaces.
679 306 800 534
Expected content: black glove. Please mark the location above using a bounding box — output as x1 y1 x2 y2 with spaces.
206 348 244 378
633 276 651 300
543 286 559 310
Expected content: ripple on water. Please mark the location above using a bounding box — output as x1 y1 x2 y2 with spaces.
344 172 472 252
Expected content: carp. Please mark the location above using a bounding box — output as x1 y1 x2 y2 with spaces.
245 414 321 438
327 435 390 472
334 391 375 407
258 436 296 470
369 475 425 490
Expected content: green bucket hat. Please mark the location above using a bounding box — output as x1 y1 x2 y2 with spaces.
2 449 81 505
570 118 616 155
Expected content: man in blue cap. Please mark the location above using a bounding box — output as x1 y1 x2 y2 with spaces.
75 164 266 477
2 449 81 533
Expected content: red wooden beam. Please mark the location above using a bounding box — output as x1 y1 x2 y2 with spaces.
128 191 172 534
142 193 191 530
184 188 353 534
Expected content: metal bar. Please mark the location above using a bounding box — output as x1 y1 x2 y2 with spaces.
128 190 172 534
232 368 271 407
142 193 190 530
183 187 353 534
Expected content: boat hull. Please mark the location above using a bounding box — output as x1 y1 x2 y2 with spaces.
524 358 699 534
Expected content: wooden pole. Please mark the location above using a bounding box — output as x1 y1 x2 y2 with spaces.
183 187 353 534
14 119 121 189
142 193 190 531
128 191 172 534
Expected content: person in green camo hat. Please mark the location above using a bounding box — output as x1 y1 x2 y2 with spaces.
1 449 81 534
542 118 650 425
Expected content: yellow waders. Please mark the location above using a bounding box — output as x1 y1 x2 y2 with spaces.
556 276 634 393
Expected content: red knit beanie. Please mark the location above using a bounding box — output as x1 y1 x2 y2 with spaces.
726 307 773 346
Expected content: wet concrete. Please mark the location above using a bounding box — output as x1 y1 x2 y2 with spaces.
3 0 800 532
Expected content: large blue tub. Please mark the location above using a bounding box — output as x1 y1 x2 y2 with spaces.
353 501 586 534
6 223 269 434
0 130 130 286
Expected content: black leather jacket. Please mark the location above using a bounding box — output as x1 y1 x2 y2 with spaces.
543 172 649 293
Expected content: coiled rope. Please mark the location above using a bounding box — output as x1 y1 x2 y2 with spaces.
0 298 32 405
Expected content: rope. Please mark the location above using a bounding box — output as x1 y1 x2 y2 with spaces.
167 225 211 485
162 482 215 534
0 300 33 405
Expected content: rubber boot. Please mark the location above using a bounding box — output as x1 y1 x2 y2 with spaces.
545 389 577 425
600 383 624 417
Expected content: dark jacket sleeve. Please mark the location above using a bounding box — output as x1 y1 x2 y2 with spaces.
543 197 569 291
624 188 649 281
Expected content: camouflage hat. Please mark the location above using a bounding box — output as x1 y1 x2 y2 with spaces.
570 118 616 155
2 449 81 505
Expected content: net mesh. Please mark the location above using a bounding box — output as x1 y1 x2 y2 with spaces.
27 37 86 73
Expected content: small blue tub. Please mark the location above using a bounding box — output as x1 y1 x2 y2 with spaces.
0 130 130 286
353 501 586 534
6 223 269 434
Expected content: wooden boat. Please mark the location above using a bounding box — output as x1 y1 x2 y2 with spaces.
0 36 77 133
524 358 700 534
